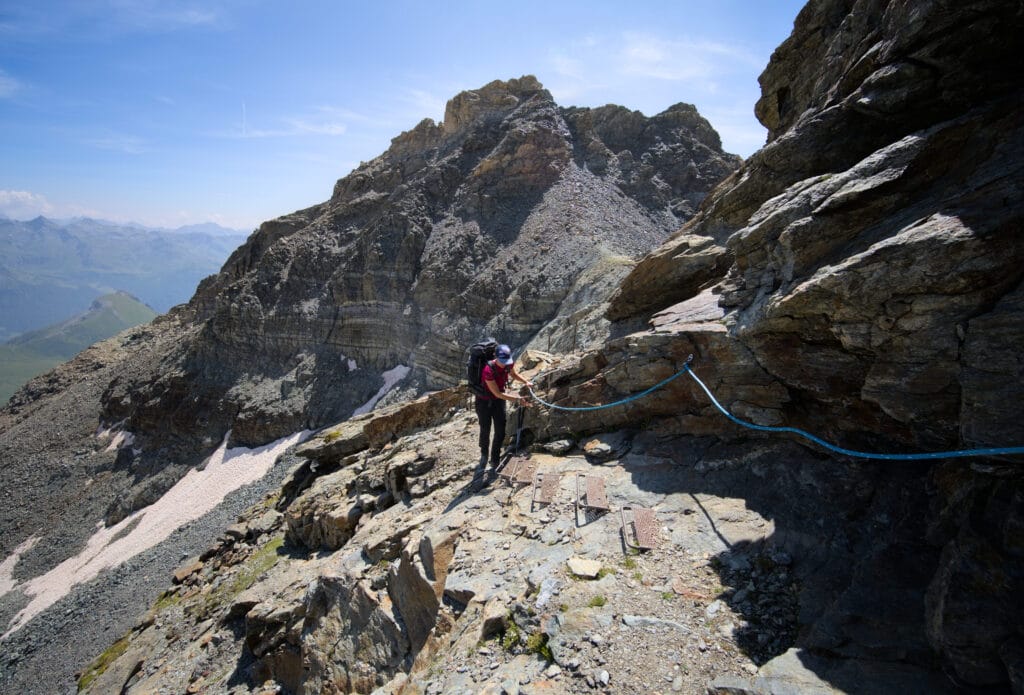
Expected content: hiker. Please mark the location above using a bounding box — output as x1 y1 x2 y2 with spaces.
476 343 533 469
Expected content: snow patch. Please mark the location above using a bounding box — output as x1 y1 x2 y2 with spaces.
352 365 410 416
0 536 40 598
104 430 135 452
96 419 127 439
2 429 310 639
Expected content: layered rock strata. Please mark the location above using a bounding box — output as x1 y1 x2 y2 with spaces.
0 76 738 554
167 75 738 449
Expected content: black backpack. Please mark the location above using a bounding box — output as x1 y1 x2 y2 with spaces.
467 339 498 397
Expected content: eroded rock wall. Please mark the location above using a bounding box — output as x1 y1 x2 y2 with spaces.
593 0 1024 687
607 0 1024 458
98 76 739 458
0 76 740 551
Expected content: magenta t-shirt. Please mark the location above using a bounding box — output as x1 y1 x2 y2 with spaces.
479 361 509 400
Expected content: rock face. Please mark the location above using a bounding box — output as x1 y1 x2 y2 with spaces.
4 1 1024 694
0 76 738 555
591 0 1024 688
608 0 1024 457
164 74 737 449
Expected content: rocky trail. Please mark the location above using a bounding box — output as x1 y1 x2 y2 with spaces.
73 376 959 694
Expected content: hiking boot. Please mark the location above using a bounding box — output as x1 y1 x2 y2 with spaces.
478 455 488 468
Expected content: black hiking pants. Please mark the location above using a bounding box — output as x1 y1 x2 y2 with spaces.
475 396 506 465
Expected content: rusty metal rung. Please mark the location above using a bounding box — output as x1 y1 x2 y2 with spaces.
575 473 610 513
500 456 536 486
586 476 609 511
532 472 560 505
621 505 659 550
498 456 521 482
513 459 538 486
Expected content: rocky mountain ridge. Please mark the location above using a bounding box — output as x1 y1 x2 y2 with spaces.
97 75 738 457
1 0 1023 693
0 73 738 544
0 74 740 694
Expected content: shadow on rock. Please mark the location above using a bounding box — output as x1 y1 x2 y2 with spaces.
622 433 963 692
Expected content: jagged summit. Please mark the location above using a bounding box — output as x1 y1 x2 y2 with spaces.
441 75 547 135
168 74 739 454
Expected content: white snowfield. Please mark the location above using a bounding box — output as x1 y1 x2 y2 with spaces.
0 429 309 639
353 364 410 415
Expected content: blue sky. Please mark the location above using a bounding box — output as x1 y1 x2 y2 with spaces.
0 1 805 231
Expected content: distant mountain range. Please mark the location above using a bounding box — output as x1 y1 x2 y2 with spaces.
0 291 157 402
0 215 249 238
0 216 248 341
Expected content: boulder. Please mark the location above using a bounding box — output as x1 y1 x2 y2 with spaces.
301 575 410 694
284 464 364 551
480 595 511 640
566 557 602 579
172 559 203 585
296 387 465 463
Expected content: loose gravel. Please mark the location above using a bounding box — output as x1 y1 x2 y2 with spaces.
0 449 305 695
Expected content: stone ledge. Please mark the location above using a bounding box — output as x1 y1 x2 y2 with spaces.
296 387 466 462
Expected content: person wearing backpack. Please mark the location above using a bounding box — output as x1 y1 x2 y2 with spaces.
475 343 533 469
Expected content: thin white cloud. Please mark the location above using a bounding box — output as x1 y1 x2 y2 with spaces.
0 6 54 38
315 105 377 124
226 105 356 139
702 103 769 156
551 53 586 82
287 106 352 135
82 133 148 154
548 31 763 101
234 127 286 139
0 190 112 221
288 120 347 136
0 2 222 40
0 190 54 218
543 30 769 157
105 0 221 31
0 68 21 98
618 32 761 84
175 8 219 26
402 89 446 123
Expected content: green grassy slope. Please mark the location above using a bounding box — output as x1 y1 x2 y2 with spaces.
0 291 157 402
0 216 247 340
